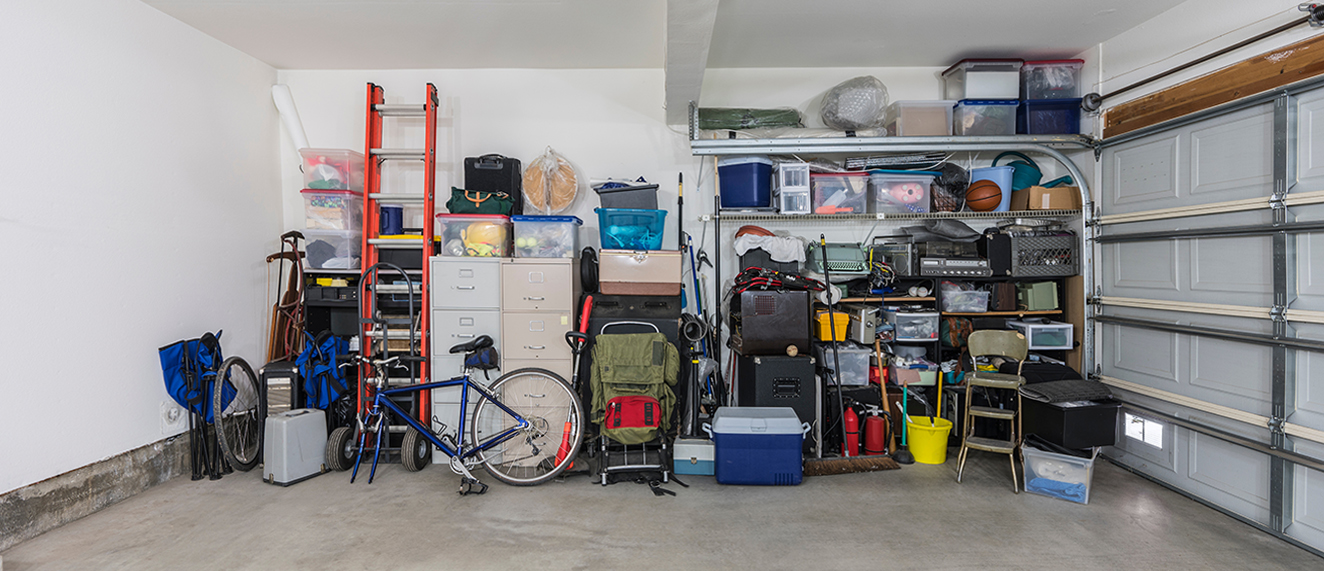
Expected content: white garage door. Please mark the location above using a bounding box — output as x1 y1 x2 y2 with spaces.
1096 83 1324 553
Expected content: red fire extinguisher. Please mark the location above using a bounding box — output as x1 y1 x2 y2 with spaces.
863 405 888 456
843 406 860 457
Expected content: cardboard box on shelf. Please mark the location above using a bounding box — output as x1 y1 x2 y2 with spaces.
1011 185 1082 210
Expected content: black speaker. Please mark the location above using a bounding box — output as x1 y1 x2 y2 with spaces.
736 354 819 455
730 290 811 357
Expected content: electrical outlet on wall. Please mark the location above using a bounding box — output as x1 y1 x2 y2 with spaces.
160 400 187 435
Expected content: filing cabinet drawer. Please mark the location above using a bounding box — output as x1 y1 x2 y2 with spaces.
431 310 501 356
501 260 574 311
501 312 573 361
431 257 501 309
501 359 573 384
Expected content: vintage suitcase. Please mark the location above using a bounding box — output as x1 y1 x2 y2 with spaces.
464 154 523 215
599 250 683 296
732 290 811 356
263 408 328 486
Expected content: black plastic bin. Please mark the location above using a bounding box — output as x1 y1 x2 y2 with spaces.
594 184 658 210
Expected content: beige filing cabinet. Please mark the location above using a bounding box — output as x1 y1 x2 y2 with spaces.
429 257 502 454
501 258 578 383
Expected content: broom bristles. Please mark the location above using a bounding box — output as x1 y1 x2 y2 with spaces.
803 455 902 477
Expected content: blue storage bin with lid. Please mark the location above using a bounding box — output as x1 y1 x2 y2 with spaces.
595 208 667 250
704 407 809 486
1017 98 1083 135
717 156 774 209
512 215 582 258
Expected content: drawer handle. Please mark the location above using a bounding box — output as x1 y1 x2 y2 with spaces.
454 333 474 338
455 285 475 290
524 296 545 301
524 345 546 350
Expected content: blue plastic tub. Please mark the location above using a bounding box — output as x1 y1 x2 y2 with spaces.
705 407 807 486
595 207 667 250
1018 98 1082 135
717 156 774 209
970 165 1014 212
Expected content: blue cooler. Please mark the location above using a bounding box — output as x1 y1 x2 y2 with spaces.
705 407 809 485
717 156 774 209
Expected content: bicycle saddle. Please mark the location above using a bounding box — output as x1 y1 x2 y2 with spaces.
449 335 494 354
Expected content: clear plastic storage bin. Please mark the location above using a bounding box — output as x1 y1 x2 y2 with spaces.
942 290 990 313
774 162 812 215
1022 59 1085 100
1022 445 1096 504
869 170 937 214
942 59 1024 100
811 173 869 214
512 215 581 258
887 310 939 341
816 342 872 386
298 148 366 192
303 229 362 270
884 100 955 136
300 189 363 231
595 208 667 250
1008 319 1074 350
434 214 512 257
954 100 1019 136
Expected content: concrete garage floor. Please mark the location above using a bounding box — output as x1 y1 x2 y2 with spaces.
3 451 1320 570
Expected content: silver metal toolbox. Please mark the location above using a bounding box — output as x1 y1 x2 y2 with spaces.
263 409 327 486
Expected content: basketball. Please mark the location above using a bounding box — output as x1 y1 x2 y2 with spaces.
965 179 1002 211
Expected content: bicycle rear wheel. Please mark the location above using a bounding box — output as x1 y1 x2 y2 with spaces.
213 356 264 472
469 368 583 486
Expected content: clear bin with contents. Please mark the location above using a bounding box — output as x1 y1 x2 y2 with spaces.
303 229 362 270
1021 59 1084 100
512 215 581 258
869 170 937 214
810 173 868 214
298 148 366 192
884 100 955 136
954 100 1019 136
434 214 511 257
300 189 363 231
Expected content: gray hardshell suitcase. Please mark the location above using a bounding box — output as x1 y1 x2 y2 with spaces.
263 408 328 486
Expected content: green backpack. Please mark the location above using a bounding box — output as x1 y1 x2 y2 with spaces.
589 333 679 445
445 187 514 215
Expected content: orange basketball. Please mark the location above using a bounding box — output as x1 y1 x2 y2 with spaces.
965 179 1002 212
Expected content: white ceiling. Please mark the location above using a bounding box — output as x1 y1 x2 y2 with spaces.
146 0 1188 70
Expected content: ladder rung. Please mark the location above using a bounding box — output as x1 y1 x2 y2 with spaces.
370 148 426 160
369 193 425 202
373 284 421 294
364 330 415 339
369 238 425 249
968 406 1016 420
373 104 427 117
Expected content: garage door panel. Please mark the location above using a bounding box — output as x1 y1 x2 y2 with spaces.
1290 441 1324 546
1191 236 1273 297
1297 232 1324 310
1108 135 1180 208
1190 337 1273 402
1109 403 1178 473
1188 432 1272 523
1106 322 1180 383
1189 110 1274 198
1294 327 1324 428
1296 90 1324 191
1106 240 1179 291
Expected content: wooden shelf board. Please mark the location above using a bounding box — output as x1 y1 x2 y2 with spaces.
941 310 1062 316
840 296 935 303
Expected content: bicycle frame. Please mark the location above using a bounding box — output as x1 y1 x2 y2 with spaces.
351 369 531 484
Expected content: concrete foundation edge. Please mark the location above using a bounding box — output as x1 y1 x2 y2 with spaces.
0 436 189 552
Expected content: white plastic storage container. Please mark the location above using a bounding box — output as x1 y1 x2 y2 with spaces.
816 342 871 386
942 59 1024 100
511 215 581 258
1022 445 1096 504
1007 319 1074 350
869 170 937 214
298 148 366 192
300 189 363 231
774 162 812 215
887 309 939 341
810 172 869 214
434 214 512 257
953 100 1019 136
303 229 362 270
1022 59 1085 100
883 100 956 136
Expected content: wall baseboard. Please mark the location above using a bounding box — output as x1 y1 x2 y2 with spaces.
0 436 188 552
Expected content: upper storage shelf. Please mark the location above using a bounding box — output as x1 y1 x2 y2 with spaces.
689 134 1096 156
707 209 1080 222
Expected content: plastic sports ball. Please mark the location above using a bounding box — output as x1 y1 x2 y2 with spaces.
889 183 924 204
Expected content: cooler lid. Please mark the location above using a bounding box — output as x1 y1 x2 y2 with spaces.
717 156 775 168
711 407 804 434
511 215 583 224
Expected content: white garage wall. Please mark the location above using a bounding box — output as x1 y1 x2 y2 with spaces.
0 0 279 494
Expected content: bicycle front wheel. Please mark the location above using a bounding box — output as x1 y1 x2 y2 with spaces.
213 356 265 472
469 368 584 486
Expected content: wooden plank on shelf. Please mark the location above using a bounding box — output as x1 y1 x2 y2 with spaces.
1103 33 1324 138
1064 275 1085 373
839 296 935 303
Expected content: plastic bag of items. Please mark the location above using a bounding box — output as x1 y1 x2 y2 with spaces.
697 107 804 130
522 147 579 215
820 76 889 131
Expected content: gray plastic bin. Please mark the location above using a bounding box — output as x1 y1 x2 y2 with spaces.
594 184 658 210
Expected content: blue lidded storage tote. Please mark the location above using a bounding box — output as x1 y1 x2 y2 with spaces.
595 207 667 250
705 407 809 485
717 156 774 209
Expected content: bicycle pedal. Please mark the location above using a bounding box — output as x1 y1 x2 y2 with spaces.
458 477 488 496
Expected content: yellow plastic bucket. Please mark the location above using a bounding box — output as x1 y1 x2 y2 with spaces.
906 416 953 465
